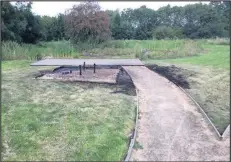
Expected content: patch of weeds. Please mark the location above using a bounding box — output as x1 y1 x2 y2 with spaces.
133 141 143 150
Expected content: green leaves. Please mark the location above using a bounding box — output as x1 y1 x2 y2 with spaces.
1 1 229 44
1 1 42 44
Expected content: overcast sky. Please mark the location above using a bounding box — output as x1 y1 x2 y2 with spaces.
31 1 208 17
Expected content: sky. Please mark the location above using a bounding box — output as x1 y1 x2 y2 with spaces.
31 1 209 17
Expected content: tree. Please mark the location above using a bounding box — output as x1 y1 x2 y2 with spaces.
1 1 27 42
1 1 230 43
111 12 123 39
39 16 55 41
210 1 230 37
132 6 157 39
64 1 110 43
1 1 42 43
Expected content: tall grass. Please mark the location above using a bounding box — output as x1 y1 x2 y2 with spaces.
2 41 79 60
206 38 230 45
2 39 228 61
87 39 204 59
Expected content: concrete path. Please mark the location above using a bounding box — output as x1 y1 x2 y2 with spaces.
123 66 230 161
31 58 144 66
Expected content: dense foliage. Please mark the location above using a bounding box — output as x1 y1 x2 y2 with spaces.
109 2 230 40
1 2 42 43
1 1 230 44
64 2 110 43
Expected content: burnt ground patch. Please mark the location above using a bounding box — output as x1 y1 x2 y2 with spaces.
147 64 230 134
112 68 136 96
146 64 196 89
33 66 136 96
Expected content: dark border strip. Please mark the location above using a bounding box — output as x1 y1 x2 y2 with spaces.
124 88 139 162
121 66 140 161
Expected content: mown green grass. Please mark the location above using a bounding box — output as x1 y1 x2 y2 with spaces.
2 60 31 71
2 61 136 161
146 43 230 69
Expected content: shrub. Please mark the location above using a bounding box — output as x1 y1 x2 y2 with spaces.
153 26 185 40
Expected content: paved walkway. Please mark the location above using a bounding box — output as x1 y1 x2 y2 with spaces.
123 66 230 161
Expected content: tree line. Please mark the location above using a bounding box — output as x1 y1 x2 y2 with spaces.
1 1 230 44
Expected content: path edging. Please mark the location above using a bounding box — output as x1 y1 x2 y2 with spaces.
121 66 140 161
177 85 226 140
222 124 230 139
124 88 139 161
149 65 229 140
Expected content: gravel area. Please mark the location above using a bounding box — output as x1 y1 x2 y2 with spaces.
123 66 230 161
38 68 120 84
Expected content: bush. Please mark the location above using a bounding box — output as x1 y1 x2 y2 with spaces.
153 26 184 40
207 38 230 45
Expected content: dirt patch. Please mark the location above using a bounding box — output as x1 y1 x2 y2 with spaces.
35 66 135 88
146 64 196 89
36 68 119 84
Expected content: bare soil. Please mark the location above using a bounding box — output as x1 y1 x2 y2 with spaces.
37 68 120 84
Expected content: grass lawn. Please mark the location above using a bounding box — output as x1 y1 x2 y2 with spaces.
1 61 136 161
146 41 230 134
2 38 229 139
145 43 230 69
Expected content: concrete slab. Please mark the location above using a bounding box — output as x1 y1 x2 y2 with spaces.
31 59 144 66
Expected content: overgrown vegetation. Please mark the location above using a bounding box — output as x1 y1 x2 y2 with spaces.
2 41 78 60
86 39 204 60
2 62 136 161
2 39 206 60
